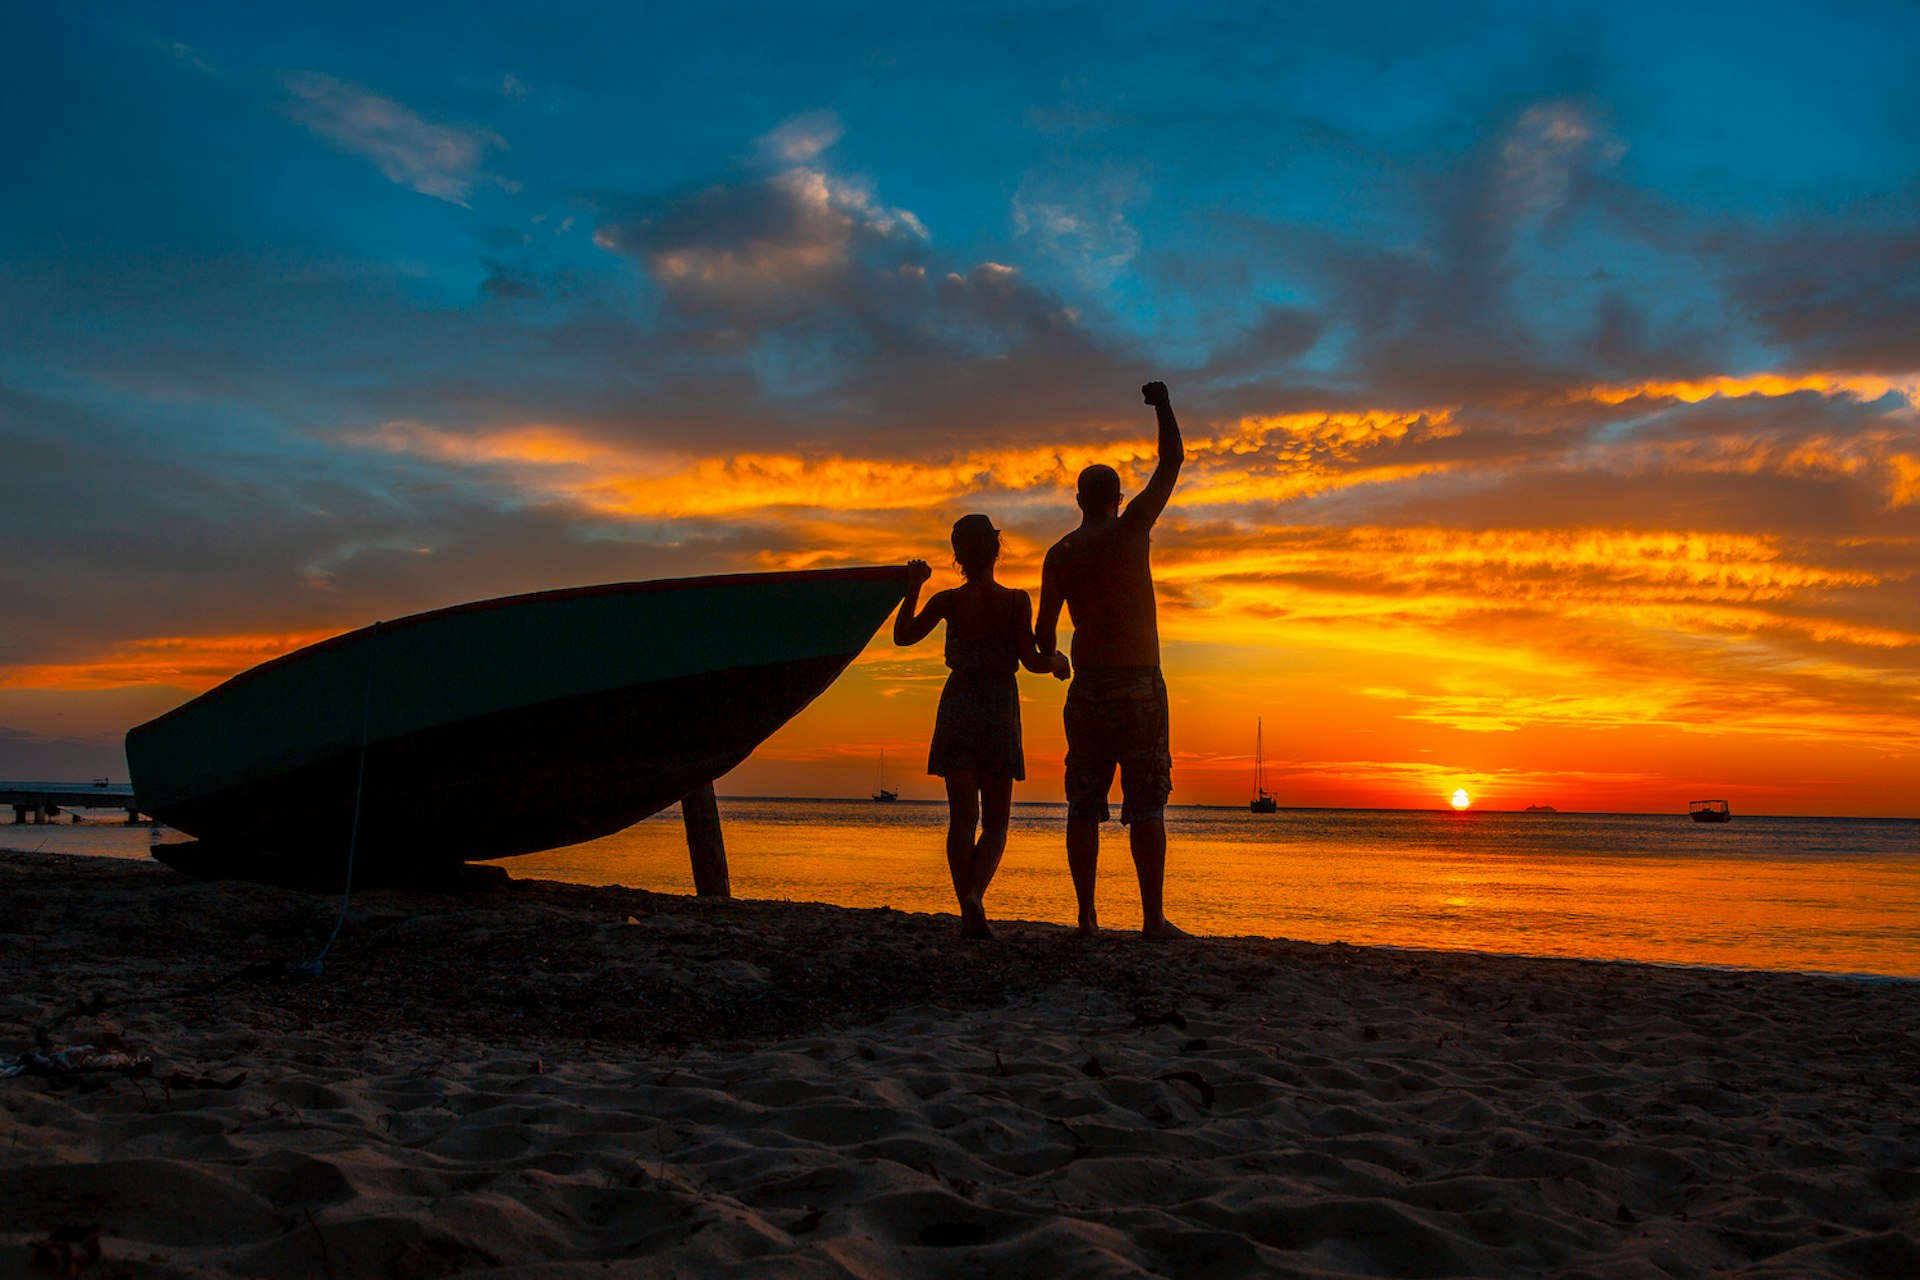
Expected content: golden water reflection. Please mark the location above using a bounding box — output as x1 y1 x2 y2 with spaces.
22 802 1912 978
500 801 1920 979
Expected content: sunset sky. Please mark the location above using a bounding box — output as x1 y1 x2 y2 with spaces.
4 2 1917 816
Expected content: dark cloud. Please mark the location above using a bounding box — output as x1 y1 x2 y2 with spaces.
1202 305 1325 382
1191 99 1769 408
592 171 919 327
585 168 1147 447
0 381 742 666
1586 290 1727 382
1722 213 1920 371
479 264 543 298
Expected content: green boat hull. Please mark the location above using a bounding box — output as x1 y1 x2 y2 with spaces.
127 567 909 879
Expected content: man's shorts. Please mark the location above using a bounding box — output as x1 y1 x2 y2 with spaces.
1063 667 1172 825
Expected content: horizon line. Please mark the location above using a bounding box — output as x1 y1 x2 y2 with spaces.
702 796 1917 822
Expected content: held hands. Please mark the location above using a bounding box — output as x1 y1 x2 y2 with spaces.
906 558 932 586
1141 381 1171 408
1050 652 1071 681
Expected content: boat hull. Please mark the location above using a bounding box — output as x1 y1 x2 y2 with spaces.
128 567 909 879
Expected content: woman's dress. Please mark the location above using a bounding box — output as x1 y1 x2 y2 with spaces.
926 593 1025 780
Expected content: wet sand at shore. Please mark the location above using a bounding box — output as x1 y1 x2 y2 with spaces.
3 849 1917 1277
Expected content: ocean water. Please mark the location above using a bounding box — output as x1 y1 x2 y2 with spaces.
12 801 1918 979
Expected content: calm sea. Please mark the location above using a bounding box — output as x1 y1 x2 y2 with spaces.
12 801 1918 979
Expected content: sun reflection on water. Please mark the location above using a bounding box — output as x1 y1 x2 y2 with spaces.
497 801 1920 978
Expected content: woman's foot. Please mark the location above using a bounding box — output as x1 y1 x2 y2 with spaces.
959 896 994 939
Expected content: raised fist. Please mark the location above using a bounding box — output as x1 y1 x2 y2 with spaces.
1141 381 1170 407
906 558 932 585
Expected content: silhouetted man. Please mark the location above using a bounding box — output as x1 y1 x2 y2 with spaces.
1036 381 1186 938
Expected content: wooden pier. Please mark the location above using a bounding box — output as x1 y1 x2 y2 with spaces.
1 781 145 825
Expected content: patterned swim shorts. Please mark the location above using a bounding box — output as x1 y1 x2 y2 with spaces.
1063 667 1172 825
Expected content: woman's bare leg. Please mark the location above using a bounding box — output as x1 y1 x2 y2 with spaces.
966 776 1014 937
943 772 980 930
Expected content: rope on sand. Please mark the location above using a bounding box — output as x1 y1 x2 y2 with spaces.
290 619 382 979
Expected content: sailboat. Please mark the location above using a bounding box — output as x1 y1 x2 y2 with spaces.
1249 718 1278 813
872 748 899 802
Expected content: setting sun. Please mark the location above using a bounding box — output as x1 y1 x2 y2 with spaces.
1450 789 1472 810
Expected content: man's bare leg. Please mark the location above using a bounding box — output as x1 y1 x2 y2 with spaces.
1067 814 1102 935
1129 814 1188 938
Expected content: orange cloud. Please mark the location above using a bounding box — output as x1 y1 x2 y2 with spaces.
1576 372 1920 406
353 419 1124 517
1142 523 1918 759
1153 526 1892 617
355 403 1472 524
1 631 341 692
1889 454 1920 507
25 370 1908 815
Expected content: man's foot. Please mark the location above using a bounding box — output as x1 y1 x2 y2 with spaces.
1076 911 1100 938
1142 917 1190 940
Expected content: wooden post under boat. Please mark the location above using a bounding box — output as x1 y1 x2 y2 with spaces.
681 782 730 897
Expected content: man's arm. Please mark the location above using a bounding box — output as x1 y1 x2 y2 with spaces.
1014 591 1071 679
1035 544 1066 659
1122 380 1183 528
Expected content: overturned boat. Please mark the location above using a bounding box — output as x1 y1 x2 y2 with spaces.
127 567 909 881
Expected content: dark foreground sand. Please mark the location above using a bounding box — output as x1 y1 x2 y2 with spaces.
3 849 1917 1278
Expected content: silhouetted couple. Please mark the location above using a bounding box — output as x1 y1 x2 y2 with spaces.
894 381 1188 940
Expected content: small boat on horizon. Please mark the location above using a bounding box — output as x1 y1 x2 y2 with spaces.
127 566 912 882
1689 799 1732 823
872 748 899 802
1523 804 1557 813
1249 718 1277 813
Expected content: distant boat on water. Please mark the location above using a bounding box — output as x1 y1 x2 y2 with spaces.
872 748 899 802
1249 718 1277 813
127 566 911 881
1523 804 1557 813
1689 799 1732 823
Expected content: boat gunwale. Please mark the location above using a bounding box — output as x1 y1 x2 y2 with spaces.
130 565 911 736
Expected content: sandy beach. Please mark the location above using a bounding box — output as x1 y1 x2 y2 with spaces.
3 849 1917 1278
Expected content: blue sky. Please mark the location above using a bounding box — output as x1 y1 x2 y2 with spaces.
4 1 1918 811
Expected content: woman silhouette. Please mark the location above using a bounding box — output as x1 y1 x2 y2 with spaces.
895 515 1069 937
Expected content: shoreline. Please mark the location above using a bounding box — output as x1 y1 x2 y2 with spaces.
4 849 1919 1276
9 832 1918 985
7 836 1919 986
